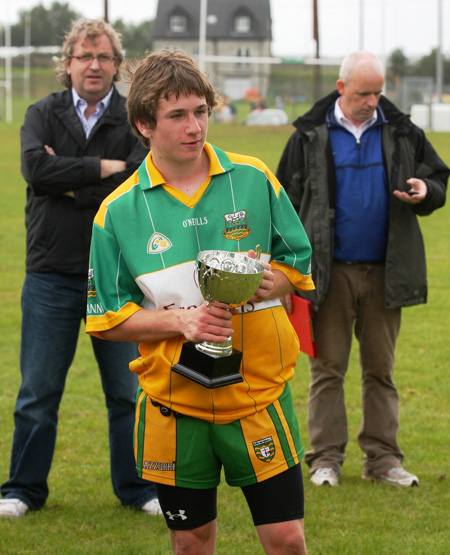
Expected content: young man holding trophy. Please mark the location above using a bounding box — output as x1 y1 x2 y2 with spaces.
86 50 314 554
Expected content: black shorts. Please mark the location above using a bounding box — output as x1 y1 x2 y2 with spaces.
155 463 305 530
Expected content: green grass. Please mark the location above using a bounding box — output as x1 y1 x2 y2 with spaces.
0 99 449 554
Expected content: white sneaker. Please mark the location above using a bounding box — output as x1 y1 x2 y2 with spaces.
0 498 29 518
141 497 163 516
310 467 339 487
371 467 419 487
363 466 419 487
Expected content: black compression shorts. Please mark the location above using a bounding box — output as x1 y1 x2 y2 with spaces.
156 463 305 530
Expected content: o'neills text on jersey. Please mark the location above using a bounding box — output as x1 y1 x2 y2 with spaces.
182 217 208 228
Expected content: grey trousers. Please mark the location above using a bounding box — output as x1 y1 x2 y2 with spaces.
304 261 404 477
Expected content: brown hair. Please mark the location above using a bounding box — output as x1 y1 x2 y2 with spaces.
124 50 220 147
55 19 124 88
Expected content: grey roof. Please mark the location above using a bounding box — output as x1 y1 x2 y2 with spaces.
153 0 272 41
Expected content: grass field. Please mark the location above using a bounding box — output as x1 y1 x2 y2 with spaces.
0 97 449 554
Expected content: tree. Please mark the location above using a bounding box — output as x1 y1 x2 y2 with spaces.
411 48 450 85
412 48 439 77
2 2 153 60
113 19 154 58
387 49 409 80
10 2 81 46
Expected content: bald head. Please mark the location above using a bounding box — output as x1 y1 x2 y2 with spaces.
339 51 385 84
336 51 385 127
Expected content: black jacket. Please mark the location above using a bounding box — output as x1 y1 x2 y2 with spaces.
21 87 148 274
277 91 449 310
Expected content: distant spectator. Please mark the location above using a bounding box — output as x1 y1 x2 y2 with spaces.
216 96 236 124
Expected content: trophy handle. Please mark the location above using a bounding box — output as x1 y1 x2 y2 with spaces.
202 266 215 304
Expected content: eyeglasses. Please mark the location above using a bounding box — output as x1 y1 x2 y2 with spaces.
70 54 117 65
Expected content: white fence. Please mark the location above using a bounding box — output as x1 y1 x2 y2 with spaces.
411 103 450 131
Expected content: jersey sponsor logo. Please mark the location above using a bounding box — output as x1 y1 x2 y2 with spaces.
147 232 172 254
182 216 208 228
253 436 275 462
222 210 251 240
142 460 176 471
237 301 256 313
163 302 199 310
87 268 97 298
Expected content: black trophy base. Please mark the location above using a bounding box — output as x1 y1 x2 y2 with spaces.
172 342 243 388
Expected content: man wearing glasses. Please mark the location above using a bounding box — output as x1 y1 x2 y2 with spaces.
0 19 159 518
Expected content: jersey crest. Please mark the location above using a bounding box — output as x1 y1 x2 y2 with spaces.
253 436 275 462
87 268 97 298
222 210 251 240
147 232 172 254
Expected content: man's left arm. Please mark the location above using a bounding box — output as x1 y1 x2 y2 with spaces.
73 138 149 209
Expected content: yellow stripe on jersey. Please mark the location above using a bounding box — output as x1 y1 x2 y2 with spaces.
143 151 166 187
226 151 283 197
271 261 315 292
86 302 142 337
204 142 228 175
93 172 140 228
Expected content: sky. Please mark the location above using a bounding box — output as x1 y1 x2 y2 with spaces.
3 0 449 62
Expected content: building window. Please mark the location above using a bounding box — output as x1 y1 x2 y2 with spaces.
170 15 187 33
236 47 251 69
234 15 251 33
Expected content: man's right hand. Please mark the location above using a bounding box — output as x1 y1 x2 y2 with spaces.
100 159 127 179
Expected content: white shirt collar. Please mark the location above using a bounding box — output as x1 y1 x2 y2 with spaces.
72 87 114 138
334 98 378 139
71 86 114 112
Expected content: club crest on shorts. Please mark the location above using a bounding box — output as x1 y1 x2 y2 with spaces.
222 210 251 240
147 232 172 254
253 436 275 462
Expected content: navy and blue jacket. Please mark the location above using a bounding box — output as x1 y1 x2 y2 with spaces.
326 106 388 262
276 91 448 310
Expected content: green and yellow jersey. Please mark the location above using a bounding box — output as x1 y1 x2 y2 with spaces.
86 143 314 424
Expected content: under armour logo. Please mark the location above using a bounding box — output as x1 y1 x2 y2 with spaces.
166 510 187 521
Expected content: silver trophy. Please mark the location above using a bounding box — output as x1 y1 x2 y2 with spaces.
172 249 265 388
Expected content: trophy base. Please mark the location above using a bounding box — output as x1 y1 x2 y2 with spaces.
172 342 243 388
